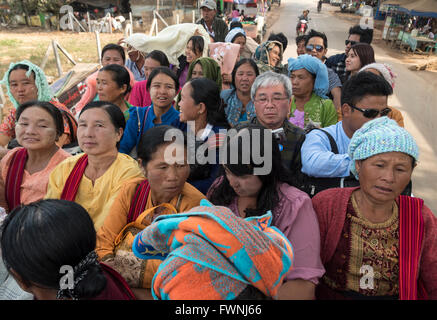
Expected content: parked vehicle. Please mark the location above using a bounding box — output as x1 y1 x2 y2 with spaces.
297 19 308 36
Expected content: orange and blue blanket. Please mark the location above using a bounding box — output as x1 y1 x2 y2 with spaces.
132 199 294 300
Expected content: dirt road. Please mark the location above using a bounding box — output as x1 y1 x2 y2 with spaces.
270 0 437 213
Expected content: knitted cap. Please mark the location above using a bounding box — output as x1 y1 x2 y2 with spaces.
348 117 419 180
359 63 397 89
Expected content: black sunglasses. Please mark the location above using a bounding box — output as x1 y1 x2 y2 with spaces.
345 40 358 46
349 105 391 118
306 44 324 52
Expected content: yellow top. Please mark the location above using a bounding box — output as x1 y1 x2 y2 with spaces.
45 153 144 230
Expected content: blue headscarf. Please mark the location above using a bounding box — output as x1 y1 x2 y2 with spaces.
287 54 329 99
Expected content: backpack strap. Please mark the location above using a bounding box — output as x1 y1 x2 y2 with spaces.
312 128 339 154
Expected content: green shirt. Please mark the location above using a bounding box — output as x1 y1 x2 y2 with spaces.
290 92 338 129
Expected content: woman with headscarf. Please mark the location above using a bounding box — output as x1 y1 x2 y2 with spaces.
174 57 222 110
288 54 337 131
253 40 286 75
132 199 294 300
225 27 247 58
312 117 437 300
0 60 77 158
358 62 404 127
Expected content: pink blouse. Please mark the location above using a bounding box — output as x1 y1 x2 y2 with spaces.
0 147 71 211
209 180 325 284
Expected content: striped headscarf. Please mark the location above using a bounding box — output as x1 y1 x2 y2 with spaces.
132 199 294 300
0 60 53 108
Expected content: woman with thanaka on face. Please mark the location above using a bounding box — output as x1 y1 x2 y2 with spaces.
178 77 228 194
0 61 77 158
119 67 184 156
221 59 259 127
96 64 133 121
96 125 206 298
207 123 325 300
73 44 136 115
129 50 170 108
45 101 143 230
1 199 136 300
0 101 70 213
313 117 437 300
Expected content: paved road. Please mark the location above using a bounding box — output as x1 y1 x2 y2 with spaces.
268 0 437 213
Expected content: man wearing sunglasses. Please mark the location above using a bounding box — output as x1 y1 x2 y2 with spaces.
304 29 342 113
325 25 373 85
299 72 393 196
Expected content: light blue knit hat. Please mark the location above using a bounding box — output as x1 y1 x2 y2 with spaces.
348 117 419 180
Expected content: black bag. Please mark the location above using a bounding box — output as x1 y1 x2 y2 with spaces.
298 129 359 198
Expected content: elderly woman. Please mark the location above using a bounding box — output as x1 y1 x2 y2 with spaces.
0 101 71 213
288 54 337 131
221 59 259 127
253 40 286 74
132 199 294 300
312 117 437 300
1 199 135 300
45 101 143 230
74 43 136 115
96 64 133 121
208 123 325 300
0 60 77 157
96 125 206 298
358 63 404 127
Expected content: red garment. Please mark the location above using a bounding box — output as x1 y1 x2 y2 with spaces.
60 154 88 201
129 80 151 108
312 187 437 300
91 263 136 300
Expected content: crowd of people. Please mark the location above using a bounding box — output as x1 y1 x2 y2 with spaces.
0 0 435 301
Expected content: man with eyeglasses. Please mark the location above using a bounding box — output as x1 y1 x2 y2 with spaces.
325 25 373 85
247 71 306 177
299 72 393 196
304 29 342 114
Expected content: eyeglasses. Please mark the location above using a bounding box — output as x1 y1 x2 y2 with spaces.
345 40 358 46
349 105 391 118
306 44 324 52
254 96 289 106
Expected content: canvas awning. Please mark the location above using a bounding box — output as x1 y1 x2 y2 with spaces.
381 0 437 17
